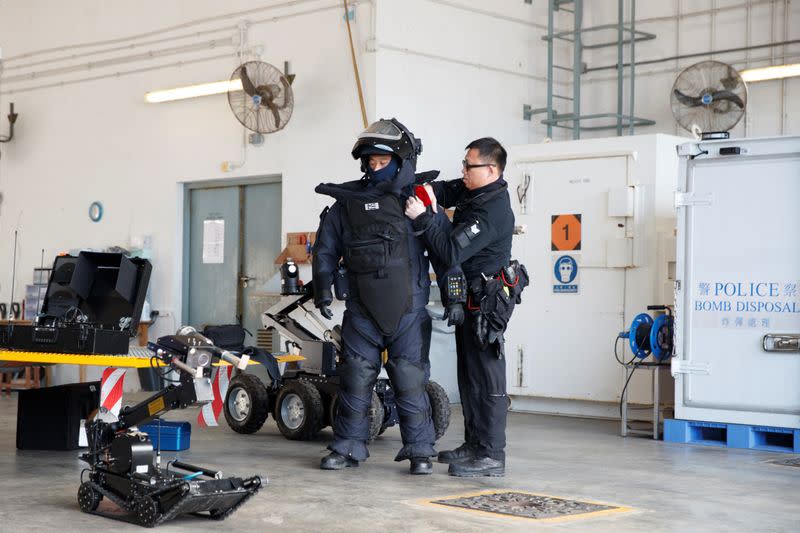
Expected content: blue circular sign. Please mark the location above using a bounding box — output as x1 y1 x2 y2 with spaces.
554 255 578 284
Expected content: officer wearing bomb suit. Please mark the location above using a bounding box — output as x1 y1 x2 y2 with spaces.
405 137 521 478
312 118 465 475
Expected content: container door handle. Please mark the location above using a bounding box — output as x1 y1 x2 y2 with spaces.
762 334 800 353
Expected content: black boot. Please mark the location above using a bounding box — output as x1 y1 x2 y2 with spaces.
448 456 504 477
437 443 474 464
409 457 433 475
320 451 359 470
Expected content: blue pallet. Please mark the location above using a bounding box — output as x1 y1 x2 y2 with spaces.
664 419 800 453
138 421 191 451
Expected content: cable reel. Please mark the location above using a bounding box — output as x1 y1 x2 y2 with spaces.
621 306 674 361
628 313 654 359
650 314 674 361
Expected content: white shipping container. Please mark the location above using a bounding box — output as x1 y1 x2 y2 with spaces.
673 136 800 429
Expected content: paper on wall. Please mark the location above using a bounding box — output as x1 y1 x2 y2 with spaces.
202 219 225 264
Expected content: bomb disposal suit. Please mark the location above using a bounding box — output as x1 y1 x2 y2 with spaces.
313 119 463 463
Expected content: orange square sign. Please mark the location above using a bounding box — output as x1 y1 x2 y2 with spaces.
551 214 581 251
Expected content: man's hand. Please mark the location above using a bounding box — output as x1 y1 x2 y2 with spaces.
317 303 333 320
422 184 437 213
443 303 465 327
405 196 426 220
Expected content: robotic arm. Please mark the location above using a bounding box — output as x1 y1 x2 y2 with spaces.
89 327 247 442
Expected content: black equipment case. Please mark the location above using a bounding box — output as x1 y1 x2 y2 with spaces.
0 252 152 355
17 381 101 450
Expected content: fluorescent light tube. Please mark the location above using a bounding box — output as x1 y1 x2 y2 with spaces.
145 79 243 103
740 63 800 83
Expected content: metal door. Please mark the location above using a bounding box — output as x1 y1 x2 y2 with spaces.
675 137 800 428
507 156 628 402
241 182 282 338
185 180 282 338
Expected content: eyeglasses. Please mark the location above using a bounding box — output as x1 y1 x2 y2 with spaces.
462 160 496 170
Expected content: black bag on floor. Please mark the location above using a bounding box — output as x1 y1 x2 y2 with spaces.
17 381 100 450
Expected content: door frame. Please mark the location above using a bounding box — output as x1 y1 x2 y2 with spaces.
179 174 282 328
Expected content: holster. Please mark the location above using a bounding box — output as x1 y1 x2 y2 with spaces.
468 260 530 358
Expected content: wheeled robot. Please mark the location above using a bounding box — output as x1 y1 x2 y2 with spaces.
223 265 451 442
78 328 264 527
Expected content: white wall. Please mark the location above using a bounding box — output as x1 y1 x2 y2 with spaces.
0 0 377 339
581 0 799 138
373 0 558 179
0 0 557 324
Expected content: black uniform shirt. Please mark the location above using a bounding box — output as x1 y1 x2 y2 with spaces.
412 177 514 281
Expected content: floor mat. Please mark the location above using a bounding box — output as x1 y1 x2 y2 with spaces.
428 490 629 522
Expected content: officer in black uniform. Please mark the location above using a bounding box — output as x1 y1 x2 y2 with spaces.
313 118 465 475
405 137 516 477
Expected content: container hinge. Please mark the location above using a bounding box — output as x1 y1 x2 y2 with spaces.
675 192 713 208
671 359 711 377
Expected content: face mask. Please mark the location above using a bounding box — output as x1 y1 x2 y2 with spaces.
367 157 399 182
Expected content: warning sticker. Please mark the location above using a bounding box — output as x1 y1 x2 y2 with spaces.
553 254 580 294
551 214 582 251
148 397 166 416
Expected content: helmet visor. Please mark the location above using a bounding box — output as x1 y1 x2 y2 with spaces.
358 120 403 142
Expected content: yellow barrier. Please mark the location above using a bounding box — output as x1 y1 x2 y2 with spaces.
0 350 304 368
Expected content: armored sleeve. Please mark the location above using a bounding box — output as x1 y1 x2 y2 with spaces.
312 201 344 307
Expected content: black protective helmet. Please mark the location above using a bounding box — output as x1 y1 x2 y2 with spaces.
351 118 422 163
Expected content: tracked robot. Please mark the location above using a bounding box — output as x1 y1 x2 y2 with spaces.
77 327 263 527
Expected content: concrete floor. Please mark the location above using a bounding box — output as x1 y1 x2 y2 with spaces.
0 392 797 532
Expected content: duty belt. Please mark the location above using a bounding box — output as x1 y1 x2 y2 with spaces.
464 261 530 358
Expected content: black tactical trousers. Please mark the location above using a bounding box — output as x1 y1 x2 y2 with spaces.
455 310 507 461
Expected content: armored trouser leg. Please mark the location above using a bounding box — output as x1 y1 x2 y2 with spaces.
457 311 507 461
385 310 437 461
329 311 382 461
